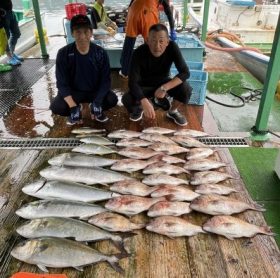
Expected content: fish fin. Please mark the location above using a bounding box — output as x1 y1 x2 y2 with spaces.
37 264 49 272
210 200 221 205
100 183 109 187
119 231 138 239
112 240 127 253
165 194 175 202
224 235 235 240
74 266 84 271
103 215 116 221
224 222 234 227
165 222 177 228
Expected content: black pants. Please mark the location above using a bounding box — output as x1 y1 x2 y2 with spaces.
122 81 192 113
120 36 136 76
50 90 118 116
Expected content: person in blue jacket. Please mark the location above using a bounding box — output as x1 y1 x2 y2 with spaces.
50 14 118 125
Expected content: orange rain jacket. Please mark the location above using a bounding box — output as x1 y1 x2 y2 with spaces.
125 0 173 41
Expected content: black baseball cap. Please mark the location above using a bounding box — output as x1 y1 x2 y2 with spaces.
70 14 92 32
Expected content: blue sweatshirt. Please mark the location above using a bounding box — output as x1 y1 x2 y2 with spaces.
55 42 111 105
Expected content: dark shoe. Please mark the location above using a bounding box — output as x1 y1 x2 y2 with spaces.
167 110 188 126
66 116 75 126
95 111 109 122
152 97 171 111
119 70 128 79
7 56 21 66
129 109 144 122
13 53 24 61
66 116 83 126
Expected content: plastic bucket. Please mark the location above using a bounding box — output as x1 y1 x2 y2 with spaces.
65 3 87 20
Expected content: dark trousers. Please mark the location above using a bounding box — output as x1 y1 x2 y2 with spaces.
122 81 192 113
3 10 21 53
120 36 136 76
50 90 118 116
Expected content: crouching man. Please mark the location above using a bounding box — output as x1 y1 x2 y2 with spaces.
122 23 192 126
50 14 117 125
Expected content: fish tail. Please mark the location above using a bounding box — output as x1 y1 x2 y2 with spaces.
252 202 266 212
112 239 128 254
109 252 131 273
113 233 138 253
184 169 191 174
148 154 163 163
260 226 275 236
119 231 138 239
108 260 125 274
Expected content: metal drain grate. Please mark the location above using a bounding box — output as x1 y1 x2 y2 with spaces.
0 137 248 150
0 138 81 150
198 137 248 147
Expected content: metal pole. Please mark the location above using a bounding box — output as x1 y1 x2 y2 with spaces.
183 0 188 28
250 15 280 141
31 0 49 58
201 0 210 42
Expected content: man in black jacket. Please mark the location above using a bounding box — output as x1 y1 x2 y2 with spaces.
50 14 117 125
119 0 176 79
122 23 192 126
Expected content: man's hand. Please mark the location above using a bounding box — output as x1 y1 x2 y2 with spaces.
155 87 167 99
169 29 177 41
141 98 156 120
90 102 102 119
70 105 82 123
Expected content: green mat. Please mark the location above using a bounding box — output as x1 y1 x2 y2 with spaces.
230 147 280 246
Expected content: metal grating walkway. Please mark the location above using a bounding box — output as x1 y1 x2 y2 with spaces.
0 58 55 91
0 137 248 150
0 58 55 117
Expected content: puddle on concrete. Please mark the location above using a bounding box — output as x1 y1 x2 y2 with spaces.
0 68 56 138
